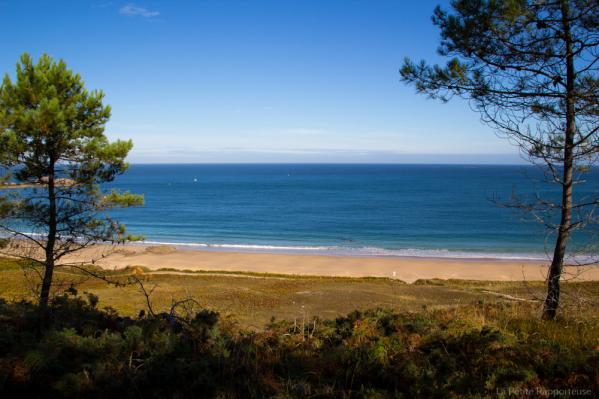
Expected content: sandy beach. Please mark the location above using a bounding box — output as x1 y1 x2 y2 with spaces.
58 244 599 283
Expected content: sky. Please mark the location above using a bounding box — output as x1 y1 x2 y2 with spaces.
0 0 524 164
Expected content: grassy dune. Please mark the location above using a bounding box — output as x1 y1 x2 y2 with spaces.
1 257 597 330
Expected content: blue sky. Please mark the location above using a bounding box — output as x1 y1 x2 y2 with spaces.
0 0 523 163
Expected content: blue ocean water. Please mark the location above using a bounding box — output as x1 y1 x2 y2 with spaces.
105 164 599 259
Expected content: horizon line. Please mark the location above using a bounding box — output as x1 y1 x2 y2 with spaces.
126 161 534 166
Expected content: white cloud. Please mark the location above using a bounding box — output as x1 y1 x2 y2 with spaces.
119 4 159 18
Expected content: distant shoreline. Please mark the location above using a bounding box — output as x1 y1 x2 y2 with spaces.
0 178 74 189
0 183 46 189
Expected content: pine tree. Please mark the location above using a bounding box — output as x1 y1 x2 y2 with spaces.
0 53 143 307
401 0 598 319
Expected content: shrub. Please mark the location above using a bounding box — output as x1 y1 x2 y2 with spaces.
0 297 596 398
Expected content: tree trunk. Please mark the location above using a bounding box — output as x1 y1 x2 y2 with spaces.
543 197 571 319
39 254 55 308
39 162 57 308
542 0 575 320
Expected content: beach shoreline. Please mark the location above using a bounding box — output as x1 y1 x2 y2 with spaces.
61 243 599 283
129 239 552 261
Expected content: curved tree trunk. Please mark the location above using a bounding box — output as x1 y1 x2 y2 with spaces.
542 0 576 320
39 162 57 308
542 187 572 320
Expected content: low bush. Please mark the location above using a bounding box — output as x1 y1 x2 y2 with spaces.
0 294 596 398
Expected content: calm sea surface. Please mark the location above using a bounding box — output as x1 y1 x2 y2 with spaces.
104 164 599 259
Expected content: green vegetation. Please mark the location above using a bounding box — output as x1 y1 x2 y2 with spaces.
0 257 597 397
0 291 596 398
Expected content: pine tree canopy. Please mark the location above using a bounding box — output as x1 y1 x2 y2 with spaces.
0 53 143 285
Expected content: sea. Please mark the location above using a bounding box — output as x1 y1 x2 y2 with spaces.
104 164 599 260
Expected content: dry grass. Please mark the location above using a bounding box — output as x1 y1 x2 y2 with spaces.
0 257 597 330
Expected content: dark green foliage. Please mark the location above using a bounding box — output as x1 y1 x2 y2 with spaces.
0 296 595 398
